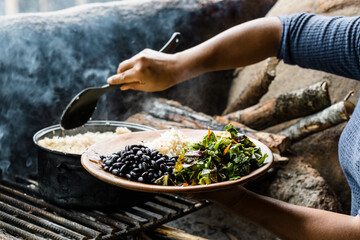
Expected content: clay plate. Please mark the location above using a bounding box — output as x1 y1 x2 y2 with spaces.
81 129 273 194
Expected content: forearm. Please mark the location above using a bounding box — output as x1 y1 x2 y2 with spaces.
107 16 281 91
214 187 360 240
173 16 281 84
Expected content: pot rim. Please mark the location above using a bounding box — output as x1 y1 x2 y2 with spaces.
33 120 156 157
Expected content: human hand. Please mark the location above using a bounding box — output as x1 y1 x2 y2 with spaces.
107 49 181 92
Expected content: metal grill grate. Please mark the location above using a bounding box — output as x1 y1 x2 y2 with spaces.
0 176 209 239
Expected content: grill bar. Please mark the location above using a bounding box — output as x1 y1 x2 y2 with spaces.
0 210 60 240
0 184 104 238
4 176 40 197
152 196 186 212
0 221 45 240
125 207 158 222
160 194 198 207
82 211 129 231
110 212 141 227
0 201 86 240
0 177 209 239
137 203 171 217
0 183 114 234
0 190 101 239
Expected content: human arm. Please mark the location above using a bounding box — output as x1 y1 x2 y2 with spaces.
196 185 360 240
278 13 360 80
107 16 282 92
108 12 360 92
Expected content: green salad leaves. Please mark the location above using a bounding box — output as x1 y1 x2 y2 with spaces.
173 124 267 186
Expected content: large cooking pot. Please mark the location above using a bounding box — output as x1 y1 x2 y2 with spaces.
33 121 155 209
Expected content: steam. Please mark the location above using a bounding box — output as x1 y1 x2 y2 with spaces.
0 0 275 178
0 126 10 176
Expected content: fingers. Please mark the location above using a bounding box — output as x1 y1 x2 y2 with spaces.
120 82 156 92
108 70 151 92
108 49 168 92
117 49 153 74
107 73 130 85
110 51 150 85
117 58 134 74
120 82 142 91
107 67 140 85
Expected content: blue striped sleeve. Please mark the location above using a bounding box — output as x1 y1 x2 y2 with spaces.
277 12 360 81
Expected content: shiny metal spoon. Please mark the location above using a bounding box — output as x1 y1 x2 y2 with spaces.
60 32 181 130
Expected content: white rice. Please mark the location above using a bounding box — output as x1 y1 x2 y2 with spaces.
37 127 131 154
145 129 190 156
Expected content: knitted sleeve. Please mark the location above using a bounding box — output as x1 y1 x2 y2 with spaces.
277 13 360 81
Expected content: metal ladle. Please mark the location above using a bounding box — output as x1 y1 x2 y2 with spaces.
60 32 181 130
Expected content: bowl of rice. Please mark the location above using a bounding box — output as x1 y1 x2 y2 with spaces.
33 121 155 208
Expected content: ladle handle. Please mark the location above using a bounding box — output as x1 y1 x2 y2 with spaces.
100 84 121 91
159 32 181 53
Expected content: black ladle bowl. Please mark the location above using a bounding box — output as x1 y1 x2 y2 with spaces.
60 32 181 130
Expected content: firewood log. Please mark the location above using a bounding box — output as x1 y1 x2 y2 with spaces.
223 57 279 115
127 112 192 130
144 98 246 132
151 225 209 240
126 98 291 154
278 100 355 141
223 81 331 130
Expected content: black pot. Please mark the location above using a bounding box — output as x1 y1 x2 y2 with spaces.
33 121 155 209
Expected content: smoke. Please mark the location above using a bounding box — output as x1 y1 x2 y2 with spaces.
0 0 276 178
0 126 10 176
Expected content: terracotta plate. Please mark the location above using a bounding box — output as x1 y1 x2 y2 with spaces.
81 129 273 194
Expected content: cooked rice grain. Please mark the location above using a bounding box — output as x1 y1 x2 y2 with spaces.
146 129 189 156
37 127 131 154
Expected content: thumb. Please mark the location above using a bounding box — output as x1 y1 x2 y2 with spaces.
107 74 121 84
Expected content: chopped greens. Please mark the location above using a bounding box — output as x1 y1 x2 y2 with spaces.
173 124 267 186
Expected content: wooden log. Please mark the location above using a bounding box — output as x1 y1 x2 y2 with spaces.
145 98 248 132
273 153 289 166
126 98 291 154
278 100 355 141
126 112 191 130
223 57 279 115
151 225 209 240
223 81 331 130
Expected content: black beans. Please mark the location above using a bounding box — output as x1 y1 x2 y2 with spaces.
142 162 148 171
120 165 127 173
113 163 122 168
166 161 175 166
130 171 138 178
141 171 148 179
101 144 177 184
148 172 154 179
156 159 164 165
112 169 119 176
104 160 112 166
160 163 166 172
